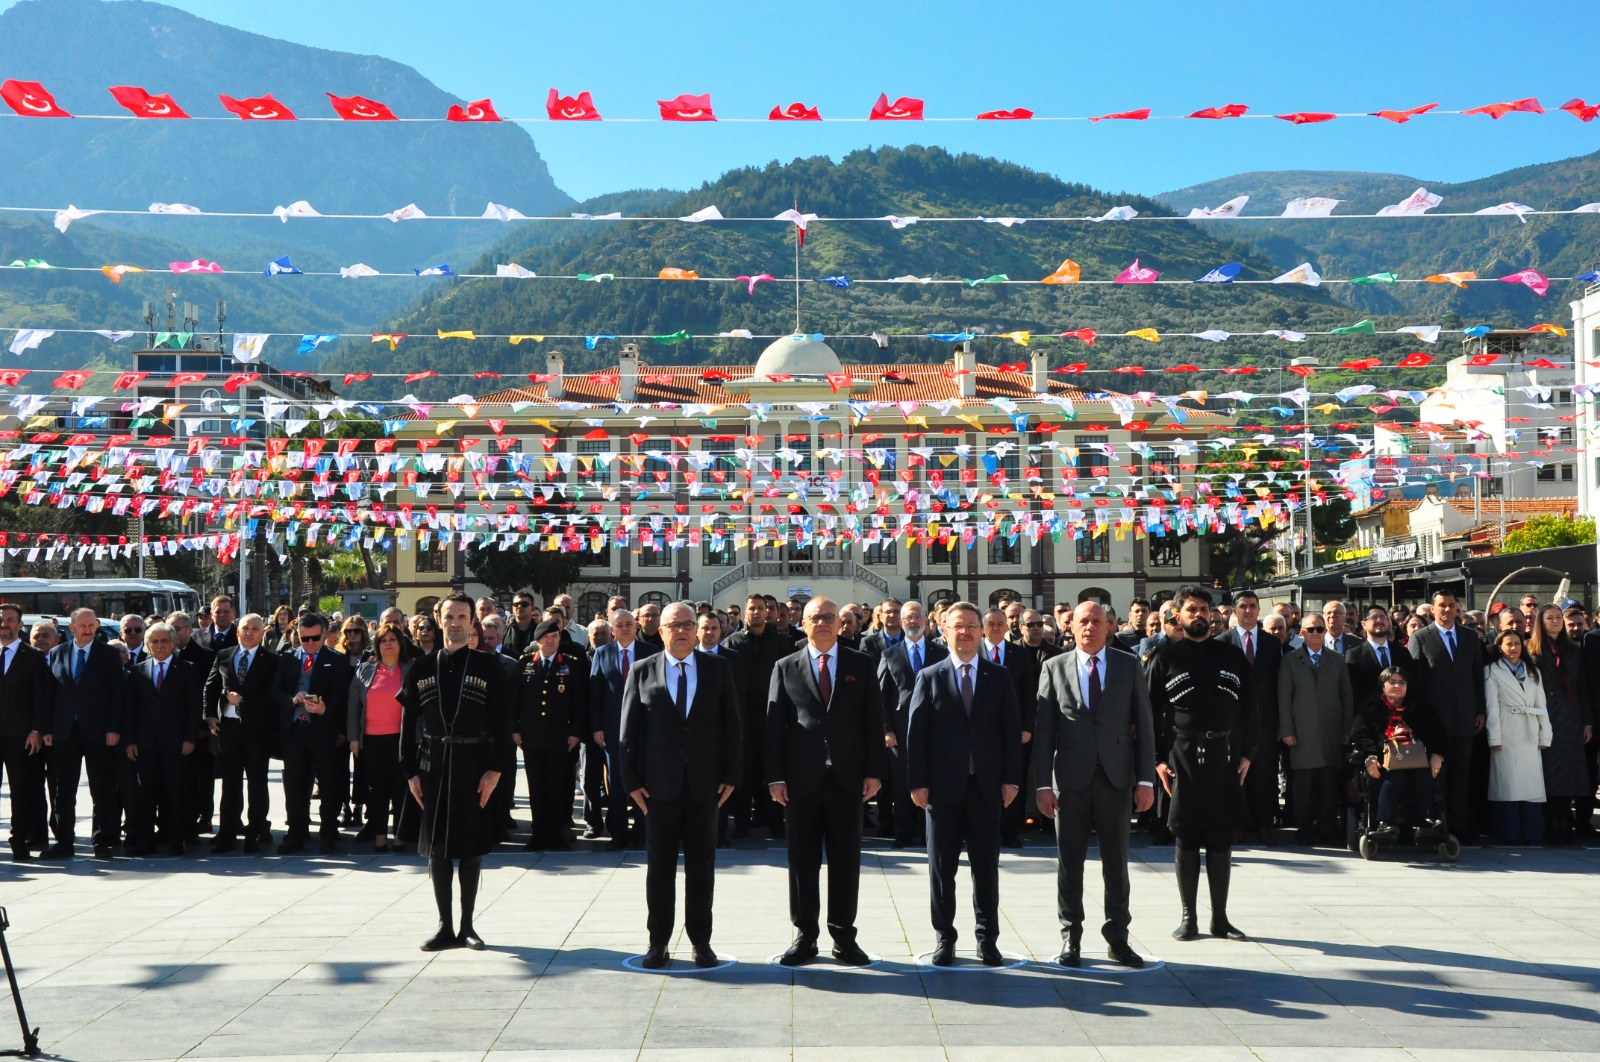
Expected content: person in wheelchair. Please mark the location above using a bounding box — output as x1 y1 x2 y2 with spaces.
1350 667 1445 840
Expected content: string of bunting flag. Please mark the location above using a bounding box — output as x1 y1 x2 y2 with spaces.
1 81 1591 125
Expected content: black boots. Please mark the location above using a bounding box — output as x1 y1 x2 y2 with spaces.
1172 843 1201 940
457 857 485 949
421 857 458 951
1206 847 1247 940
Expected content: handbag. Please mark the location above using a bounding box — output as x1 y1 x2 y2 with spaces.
1382 737 1429 771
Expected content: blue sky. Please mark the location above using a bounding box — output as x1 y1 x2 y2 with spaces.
12 0 1600 201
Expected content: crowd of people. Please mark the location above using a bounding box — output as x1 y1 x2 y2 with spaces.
0 582 1595 966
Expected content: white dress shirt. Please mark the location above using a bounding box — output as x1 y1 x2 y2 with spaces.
665 650 698 716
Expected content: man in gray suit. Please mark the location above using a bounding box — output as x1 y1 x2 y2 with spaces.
1035 602 1156 968
1277 615 1354 846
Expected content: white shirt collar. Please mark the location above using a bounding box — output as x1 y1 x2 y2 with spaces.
807 643 837 662
666 650 695 667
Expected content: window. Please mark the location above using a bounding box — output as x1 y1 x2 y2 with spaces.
988 588 1022 607
702 534 734 567
198 388 223 435
637 537 671 567
1077 586 1112 605
415 539 450 573
1560 464 1574 482
1149 537 1182 568
865 538 897 566
576 523 611 568
926 589 955 609
987 534 1021 565
416 596 439 615
637 591 670 608
1537 464 1556 482
576 591 608 626
922 441 957 491
929 533 957 566
1075 531 1109 564
578 439 611 486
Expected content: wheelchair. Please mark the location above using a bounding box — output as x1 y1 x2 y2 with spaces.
1344 751 1461 863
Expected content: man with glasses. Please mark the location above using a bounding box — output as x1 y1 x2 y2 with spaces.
860 598 904 657
272 613 353 854
635 603 665 651
121 614 148 665
199 595 238 653
125 623 203 858
621 602 742 969
503 594 541 658
204 613 279 853
768 598 883 966
589 609 658 849
43 608 126 860
1345 605 1416 707
1277 613 1354 847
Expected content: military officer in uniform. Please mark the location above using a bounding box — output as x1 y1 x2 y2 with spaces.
1147 585 1258 943
399 592 514 952
516 619 586 851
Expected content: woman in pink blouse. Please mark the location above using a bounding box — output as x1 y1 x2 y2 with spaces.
349 622 412 852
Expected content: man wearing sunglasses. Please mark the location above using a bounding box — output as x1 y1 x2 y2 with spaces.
502 594 540 659
272 613 354 855
1277 615 1354 847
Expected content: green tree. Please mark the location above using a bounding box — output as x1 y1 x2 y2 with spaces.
465 544 585 601
1502 514 1597 554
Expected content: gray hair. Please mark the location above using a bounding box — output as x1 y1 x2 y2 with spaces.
144 622 174 648
610 609 636 625
166 611 193 626
70 607 97 624
239 613 266 628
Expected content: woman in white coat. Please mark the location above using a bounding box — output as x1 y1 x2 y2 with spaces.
1484 628 1552 845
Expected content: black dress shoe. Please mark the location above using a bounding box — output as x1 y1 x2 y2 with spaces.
92 845 115 861
931 941 956 966
319 835 337 854
256 825 274 845
9 849 34 864
40 843 73 860
277 838 305 855
354 822 378 841
778 938 819 966
211 840 235 855
977 942 1005 967
242 838 259 854
639 945 669 969
691 945 719 968
1172 917 1200 941
831 941 872 966
1056 944 1081 967
420 926 458 952
581 826 601 840
1211 921 1247 941
458 926 486 951
1108 941 1145 968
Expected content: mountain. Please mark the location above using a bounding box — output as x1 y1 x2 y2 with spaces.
1156 153 1600 320
331 146 1398 394
0 0 572 334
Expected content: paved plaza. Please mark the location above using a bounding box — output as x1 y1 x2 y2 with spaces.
3 800 1599 1062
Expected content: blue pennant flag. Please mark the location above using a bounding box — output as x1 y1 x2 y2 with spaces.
1578 270 1600 282
926 332 976 343
297 333 338 354
585 334 619 349
1462 325 1493 338
1195 262 1241 284
817 275 851 288
413 264 454 277
264 255 303 276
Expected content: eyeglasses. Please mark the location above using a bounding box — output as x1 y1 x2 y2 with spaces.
661 620 696 631
1024 621 1043 629
1302 626 1326 633
300 634 323 643
513 601 534 609
805 613 839 625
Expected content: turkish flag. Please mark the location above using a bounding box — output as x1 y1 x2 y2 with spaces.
658 92 715 121
1398 352 1434 368
167 372 207 388
1090 108 1150 122
1060 329 1097 346
447 98 500 122
1371 102 1438 123
343 373 371 385
327 93 396 120
113 372 148 390
1561 98 1600 122
0 370 28 386
870 93 923 120
546 89 599 121
1189 103 1248 119
223 372 260 392
108 85 188 118
1275 112 1336 124
1463 97 1543 119
1465 353 1500 367
219 94 295 120
769 102 820 120
52 370 92 389
1 79 70 117
976 107 1032 120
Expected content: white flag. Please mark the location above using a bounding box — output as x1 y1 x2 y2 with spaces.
878 215 920 228
339 263 380 278
54 205 102 232
570 212 622 220
95 330 135 342
1377 188 1443 216
1186 195 1249 219
1473 202 1534 224
496 263 536 278
678 205 724 223
1264 329 1307 342
483 202 529 221
1195 330 1231 342
232 334 269 362
1281 197 1342 218
149 202 202 214
1396 325 1441 344
773 208 819 232
1271 262 1322 286
8 329 54 355
383 203 427 222
272 200 322 222
1089 205 1138 222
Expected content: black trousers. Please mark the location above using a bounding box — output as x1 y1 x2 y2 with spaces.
601 735 639 842
926 776 1002 947
888 736 923 843
51 728 124 847
1242 739 1280 830
281 725 342 838
644 790 718 948
215 719 273 840
736 709 780 832
784 771 864 944
579 738 605 830
1001 738 1032 840
360 733 404 837
187 738 215 829
1444 734 1477 836
133 742 189 850
1 735 46 850
1291 766 1340 841
524 746 573 845
1054 768 1134 944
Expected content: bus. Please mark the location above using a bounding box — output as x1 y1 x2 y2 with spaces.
0 578 202 623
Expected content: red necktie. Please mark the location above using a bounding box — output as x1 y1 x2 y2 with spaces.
1244 630 1255 663
621 647 631 679
302 653 314 674
991 645 1000 664
156 661 166 690
817 653 832 703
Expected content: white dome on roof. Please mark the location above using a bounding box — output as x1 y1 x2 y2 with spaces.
752 334 841 380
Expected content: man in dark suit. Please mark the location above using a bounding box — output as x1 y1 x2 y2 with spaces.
1218 590 1285 843
767 597 884 966
43 608 127 859
589 609 660 850
1406 589 1487 839
1344 605 1418 707
0 602 50 862
168 610 217 840
1322 601 1361 655
1035 602 1156 967
621 601 742 969
879 601 946 849
198 595 239 653
125 623 203 857
858 598 904 658
907 600 1023 967
515 619 586 851
718 594 789 840
203 613 279 853
272 613 354 854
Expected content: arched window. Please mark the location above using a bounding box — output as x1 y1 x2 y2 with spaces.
1077 586 1112 605
926 589 955 608
637 590 671 608
416 596 440 616
577 591 608 626
989 588 1023 607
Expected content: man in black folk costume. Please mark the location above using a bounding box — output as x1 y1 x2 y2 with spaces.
400 592 514 952
1147 585 1257 942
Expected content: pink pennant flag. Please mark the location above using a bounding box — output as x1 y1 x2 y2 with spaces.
169 259 224 274
1499 269 1550 296
1114 259 1159 283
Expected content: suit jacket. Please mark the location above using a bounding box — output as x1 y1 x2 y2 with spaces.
177 640 215 674
1219 625 1284 759
878 637 948 741
204 645 281 733
588 639 660 738
619 649 742 803
1343 639 1419 708
859 629 904 658
1406 623 1486 739
1113 628 1144 652
271 647 354 741
515 650 588 750
128 656 203 749
1009 640 1063 735
48 639 128 742
906 654 1023 806
1276 646 1354 770
1033 647 1156 793
765 645 884 797
0 641 51 739
198 626 239 653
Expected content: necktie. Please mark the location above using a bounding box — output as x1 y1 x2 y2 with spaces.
1310 652 1320 670
1244 630 1255 663
911 642 923 672
621 647 631 679
991 645 1000 664
676 661 689 717
1445 629 1456 660
73 646 86 682
238 650 251 679
1088 654 1102 713
156 661 166 690
960 663 974 716
817 653 832 704
1 645 10 675
1378 645 1389 669
302 652 314 675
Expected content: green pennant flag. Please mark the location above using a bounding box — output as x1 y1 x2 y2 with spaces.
8 259 51 269
1331 319 1377 335
652 329 692 344
965 274 1009 287
1350 272 1398 285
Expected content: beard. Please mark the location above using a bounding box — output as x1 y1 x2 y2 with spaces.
1183 618 1211 639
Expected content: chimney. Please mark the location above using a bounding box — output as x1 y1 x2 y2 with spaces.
618 342 640 401
955 340 977 398
545 350 564 399
1031 347 1049 394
